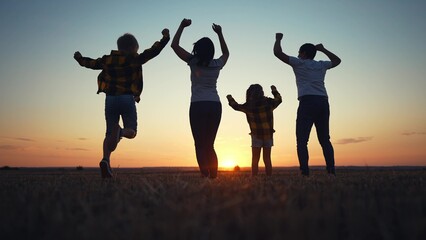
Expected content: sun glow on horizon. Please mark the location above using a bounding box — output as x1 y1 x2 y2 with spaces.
0 1 425 169
219 158 239 170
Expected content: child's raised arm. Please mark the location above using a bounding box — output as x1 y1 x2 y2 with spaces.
226 94 235 103
74 51 82 60
73 51 103 70
138 28 170 64
171 19 192 63
270 85 282 108
227 95 244 112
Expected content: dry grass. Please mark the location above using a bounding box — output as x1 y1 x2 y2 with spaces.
0 167 425 240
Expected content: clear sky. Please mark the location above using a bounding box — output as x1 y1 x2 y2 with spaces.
0 0 425 168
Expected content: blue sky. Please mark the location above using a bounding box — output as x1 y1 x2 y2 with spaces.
0 0 425 167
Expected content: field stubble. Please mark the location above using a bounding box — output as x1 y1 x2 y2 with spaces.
0 167 425 240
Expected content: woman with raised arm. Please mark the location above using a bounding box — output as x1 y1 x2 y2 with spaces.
171 18 229 178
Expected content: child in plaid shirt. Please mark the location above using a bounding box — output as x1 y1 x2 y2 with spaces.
74 29 169 178
227 84 282 176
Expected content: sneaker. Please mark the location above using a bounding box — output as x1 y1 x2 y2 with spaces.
99 159 113 178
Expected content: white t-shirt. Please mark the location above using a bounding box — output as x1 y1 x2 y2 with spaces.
289 56 333 98
188 58 224 102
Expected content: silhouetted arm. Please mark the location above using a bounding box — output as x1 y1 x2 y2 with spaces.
171 19 192 63
139 29 170 64
73 51 104 70
316 44 341 68
213 24 229 65
270 85 282 108
273 33 290 64
227 95 245 112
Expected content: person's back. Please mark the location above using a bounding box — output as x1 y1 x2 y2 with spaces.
73 30 170 178
288 58 331 98
188 57 224 102
76 32 170 98
227 85 282 176
273 33 341 176
96 51 142 95
242 97 280 140
171 19 229 178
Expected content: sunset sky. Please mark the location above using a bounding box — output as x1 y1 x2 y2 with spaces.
0 0 425 168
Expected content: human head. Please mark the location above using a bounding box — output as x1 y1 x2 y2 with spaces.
192 37 215 66
298 43 316 59
246 84 264 102
117 33 139 53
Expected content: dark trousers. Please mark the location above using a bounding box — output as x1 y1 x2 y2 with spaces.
190 101 222 178
296 96 335 175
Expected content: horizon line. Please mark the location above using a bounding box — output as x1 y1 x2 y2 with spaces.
2 165 425 169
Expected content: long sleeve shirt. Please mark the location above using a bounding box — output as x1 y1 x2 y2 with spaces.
76 35 170 97
229 90 282 140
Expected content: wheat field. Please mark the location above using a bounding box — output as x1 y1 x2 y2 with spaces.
1 167 425 240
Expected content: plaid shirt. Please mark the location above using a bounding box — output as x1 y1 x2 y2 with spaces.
75 35 169 97
229 90 282 140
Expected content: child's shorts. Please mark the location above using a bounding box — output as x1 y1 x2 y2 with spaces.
251 136 273 148
105 95 137 136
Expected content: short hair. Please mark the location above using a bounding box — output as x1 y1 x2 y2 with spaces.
117 33 139 52
299 43 316 59
192 37 215 66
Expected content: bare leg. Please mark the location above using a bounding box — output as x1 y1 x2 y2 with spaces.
263 147 272 176
102 124 120 161
251 147 261 176
102 126 136 159
102 137 113 161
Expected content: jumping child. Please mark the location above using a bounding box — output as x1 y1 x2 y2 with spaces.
227 85 282 176
74 29 170 178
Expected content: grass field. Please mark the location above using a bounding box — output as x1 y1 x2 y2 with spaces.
1 167 425 240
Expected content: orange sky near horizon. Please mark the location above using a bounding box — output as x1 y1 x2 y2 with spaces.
1 121 424 168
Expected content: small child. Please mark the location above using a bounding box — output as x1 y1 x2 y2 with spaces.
74 29 170 178
227 85 282 176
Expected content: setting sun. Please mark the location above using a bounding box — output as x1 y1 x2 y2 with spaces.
220 158 238 170
0 1 425 170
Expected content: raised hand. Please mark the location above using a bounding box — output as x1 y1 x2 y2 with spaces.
275 33 283 41
134 96 140 103
212 23 222 34
316 44 325 51
74 51 82 60
162 28 170 37
181 18 192 28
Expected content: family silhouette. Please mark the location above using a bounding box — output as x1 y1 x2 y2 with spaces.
74 18 341 179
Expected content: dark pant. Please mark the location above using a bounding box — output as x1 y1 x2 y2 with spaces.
296 95 335 175
190 101 222 178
